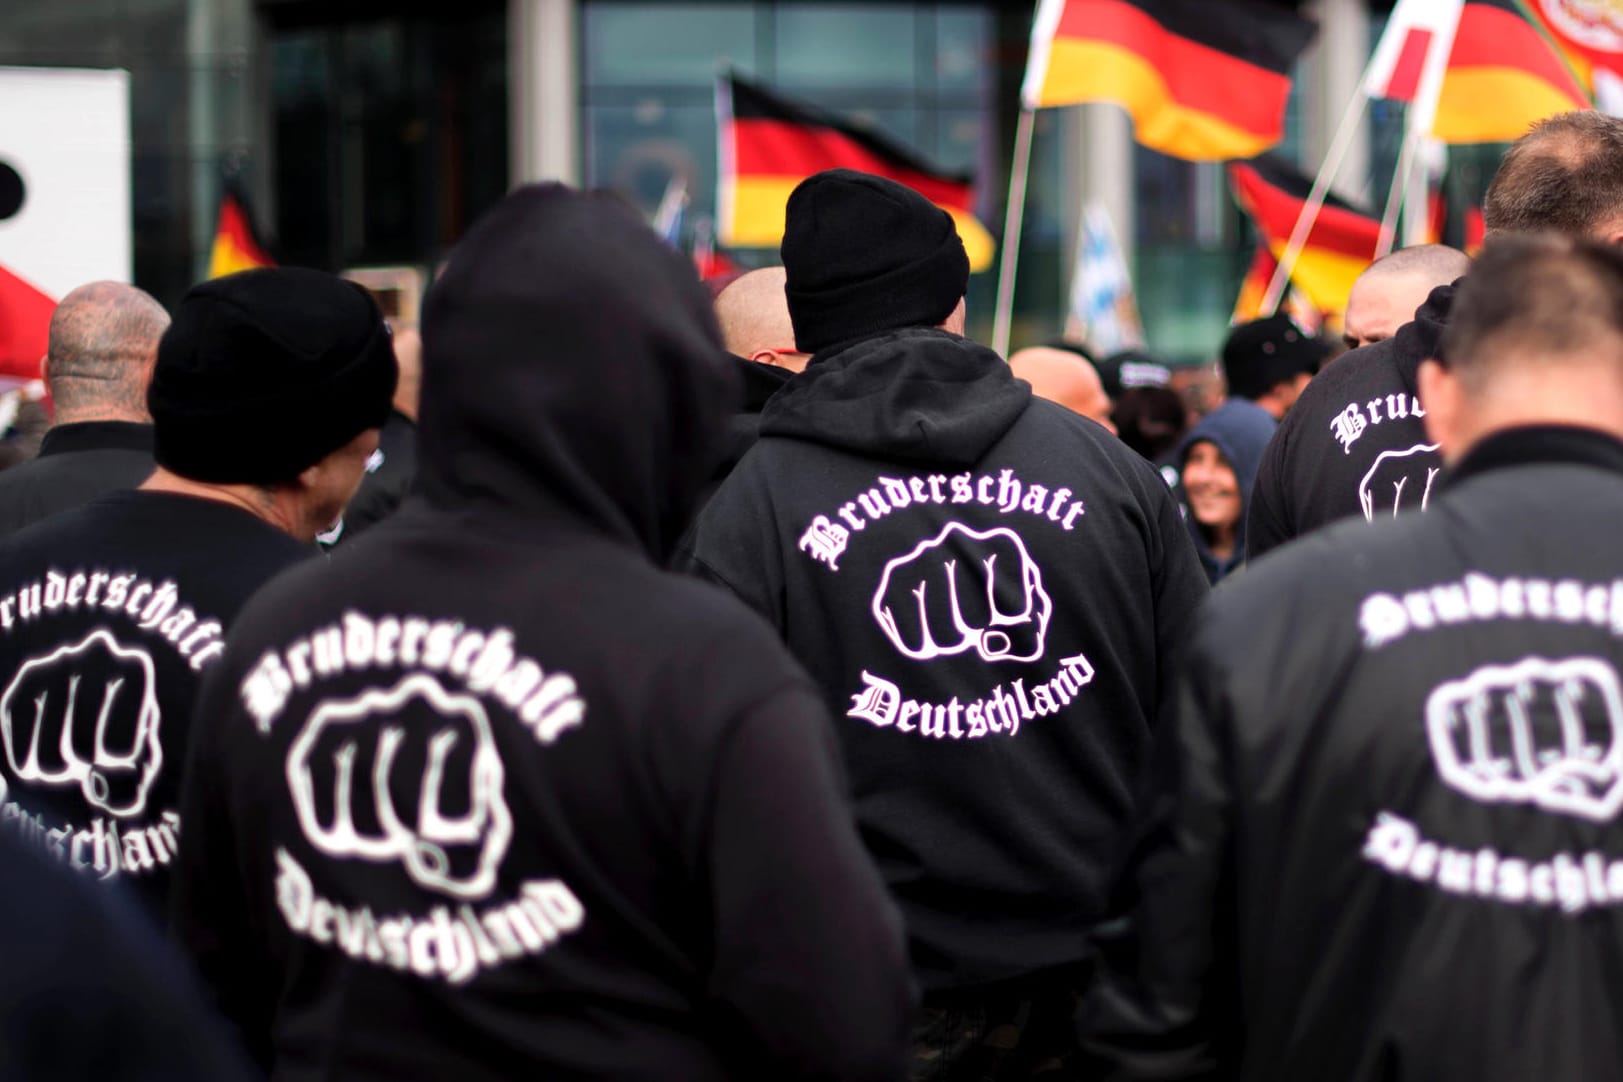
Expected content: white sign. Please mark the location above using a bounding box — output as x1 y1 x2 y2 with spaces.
0 66 131 298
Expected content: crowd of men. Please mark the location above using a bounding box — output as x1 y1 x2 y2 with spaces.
4 109 1623 1082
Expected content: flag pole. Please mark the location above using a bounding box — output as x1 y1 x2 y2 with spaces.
1376 122 1423 257
992 105 1037 359
1260 79 1372 314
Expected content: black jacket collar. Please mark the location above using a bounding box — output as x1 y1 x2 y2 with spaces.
37 421 154 458
1444 425 1623 491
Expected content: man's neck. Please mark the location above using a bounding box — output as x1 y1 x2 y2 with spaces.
139 468 303 539
51 410 150 428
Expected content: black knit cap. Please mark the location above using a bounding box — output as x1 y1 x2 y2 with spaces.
1220 313 1329 401
780 168 970 354
149 267 398 484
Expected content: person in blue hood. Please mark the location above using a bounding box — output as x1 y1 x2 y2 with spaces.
1178 397 1278 583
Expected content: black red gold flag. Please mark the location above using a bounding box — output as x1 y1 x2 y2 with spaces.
1435 0 1590 143
1022 0 1316 161
1228 156 1382 317
717 74 995 270
209 177 275 279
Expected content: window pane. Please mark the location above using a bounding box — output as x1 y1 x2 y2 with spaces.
935 7 991 97
586 100 719 218
583 4 758 89
774 4 916 91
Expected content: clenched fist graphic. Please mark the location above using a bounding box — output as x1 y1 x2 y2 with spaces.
0 630 162 817
287 674 513 900
1359 443 1441 522
1426 657 1623 823
872 523 1052 663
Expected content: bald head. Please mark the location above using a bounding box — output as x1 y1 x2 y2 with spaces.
1344 245 1472 350
713 267 811 372
1008 347 1116 434
45 281 169 425
1484 111 1623 243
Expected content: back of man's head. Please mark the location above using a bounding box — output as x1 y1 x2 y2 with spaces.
1426 235 1623 459
1440 235 1623 388
1345 245 1472 349
148 267 397 487
779 169 969 354
1008 347 1115 433
1220 314 1327 418
45 282 170 426
713 267 808 371
1484 111 1623 241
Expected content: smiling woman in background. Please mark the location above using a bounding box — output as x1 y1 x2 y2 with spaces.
1178 399 1278 584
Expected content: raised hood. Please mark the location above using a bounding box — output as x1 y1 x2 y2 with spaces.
415 184 738 560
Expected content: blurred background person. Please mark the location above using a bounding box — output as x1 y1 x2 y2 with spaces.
1008 345 1115 432
1220 314 1327 421
1176 399 1277 583
1097 348 1187 470
0 281 168 536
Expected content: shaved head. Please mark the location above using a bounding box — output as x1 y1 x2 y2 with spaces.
1344 245 1472 350
46 281 169 425
713 267 810 372
1008 347 1116 434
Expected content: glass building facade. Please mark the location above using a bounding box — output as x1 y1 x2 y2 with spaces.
3 0 1474 362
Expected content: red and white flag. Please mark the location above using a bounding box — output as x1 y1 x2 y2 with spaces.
0 67 130 380
1365 0 1465 131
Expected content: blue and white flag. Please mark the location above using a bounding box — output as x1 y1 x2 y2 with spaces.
1066 203 1145 355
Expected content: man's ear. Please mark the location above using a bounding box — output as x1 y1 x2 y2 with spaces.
1417 358 1460 460
749 348 787 368
296 460 323 493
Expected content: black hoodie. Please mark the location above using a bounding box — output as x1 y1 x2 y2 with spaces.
169 185 913 1082
1248 283 1455 560
678 327 1209 992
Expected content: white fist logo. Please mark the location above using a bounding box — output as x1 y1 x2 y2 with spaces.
872 523 1052 663
1359 443 1441 522
0 630 161 818
287 674 513 900
1426 656 1623 822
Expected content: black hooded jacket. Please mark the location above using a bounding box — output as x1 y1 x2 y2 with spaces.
169 186 913 1082
1082 426 1623 1081
678 328 1209 992
1247 284 1454 560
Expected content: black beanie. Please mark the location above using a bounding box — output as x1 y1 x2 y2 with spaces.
780 169 970 354
149 267 398 485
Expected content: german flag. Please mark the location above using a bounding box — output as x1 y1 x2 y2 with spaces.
1228 155 1382 317
209 177 275 279
1021 0 1316 161
1434 0 1590 143
718 74 995 271
1518 0 1623 108
1231 243 1323 330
